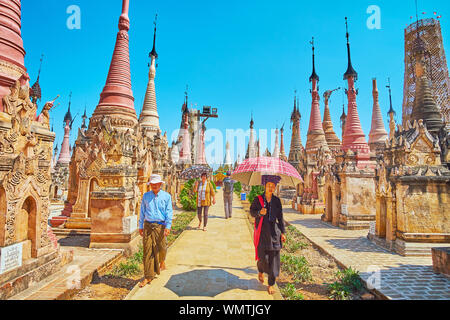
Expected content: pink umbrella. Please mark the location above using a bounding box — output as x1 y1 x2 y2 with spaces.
231 156 303 187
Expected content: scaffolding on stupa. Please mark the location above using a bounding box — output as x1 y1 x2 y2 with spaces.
402 18 450 127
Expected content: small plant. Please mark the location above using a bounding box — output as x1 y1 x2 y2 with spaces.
234 181 242 196
109 260 140 277
280 254 312 283
281 283 304 300
248 185 265 204
180 179 197 211
328 281 351 300
327 267 363 300
130 245 144 264
167 210 197 245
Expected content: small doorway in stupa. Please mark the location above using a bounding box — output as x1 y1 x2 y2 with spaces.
17 196 37 259
88 178 99 218
326 187 333 221
54 186 59 199
379 196 387 238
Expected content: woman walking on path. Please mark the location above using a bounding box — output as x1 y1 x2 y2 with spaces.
194 172 216 231
250 175 286 295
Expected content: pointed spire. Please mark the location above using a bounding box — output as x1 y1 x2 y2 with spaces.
150 14 158 59
386 78 395 117
273 127 280 158
309 37 319 82
58 93 73 164
343 17 358 81
368 78 388 151
306 39 329 154
139 13 160 135
280 123 287 161
81 104 88 130
64 92 73 123
341 17 369 154
93 0 136 124
322 89 341 151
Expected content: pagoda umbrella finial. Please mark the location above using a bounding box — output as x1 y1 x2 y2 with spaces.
309 37 319 82
150 13 158 59
343 17 358 81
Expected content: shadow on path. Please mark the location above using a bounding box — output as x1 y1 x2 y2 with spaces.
164 269 265 297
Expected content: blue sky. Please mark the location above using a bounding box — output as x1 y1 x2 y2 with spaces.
22 0 449 165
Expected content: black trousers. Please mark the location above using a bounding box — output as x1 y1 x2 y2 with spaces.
257 250 280 286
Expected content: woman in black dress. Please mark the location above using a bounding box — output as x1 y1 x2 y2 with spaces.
250 175 286 295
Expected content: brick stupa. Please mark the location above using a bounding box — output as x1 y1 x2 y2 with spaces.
368 78 388 152
322 88 342 152
305 39 329 155
90 0 137 129
341 18 370 156
139 15 160 137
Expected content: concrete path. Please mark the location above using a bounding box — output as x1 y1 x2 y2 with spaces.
127 189 280 300
283 209 450 300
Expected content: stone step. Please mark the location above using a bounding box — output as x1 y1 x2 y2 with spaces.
52 228 91 236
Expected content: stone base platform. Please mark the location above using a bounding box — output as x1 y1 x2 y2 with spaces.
0 250 73 300
89 231 141 257
52 227 91 237
8 245 122 300
64 217 92 229
368 234 450 257
339 214 375 230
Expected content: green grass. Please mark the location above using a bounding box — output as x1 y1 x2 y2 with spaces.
108 260 141 277
167 210 197 245
280 254 312 283
327 267 363 300
280 283 304 300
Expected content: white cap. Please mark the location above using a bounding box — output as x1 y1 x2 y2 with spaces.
147 174 165 185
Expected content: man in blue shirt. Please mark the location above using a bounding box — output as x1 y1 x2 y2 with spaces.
139 174 173 288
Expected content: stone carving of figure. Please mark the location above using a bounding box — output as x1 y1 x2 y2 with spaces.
2 80 20 116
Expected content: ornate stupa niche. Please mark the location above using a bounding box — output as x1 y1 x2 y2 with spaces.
322 18 377 230
295 37 331 215
369 18 450 256
0 0 72 300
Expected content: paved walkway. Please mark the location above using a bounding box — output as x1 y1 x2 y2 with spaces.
283 209 450 300
9 237 122 300
127 189 280 300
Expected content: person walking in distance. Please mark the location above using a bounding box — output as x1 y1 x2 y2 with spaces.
138 174 173 288
222 171 235 219
194 172 216 231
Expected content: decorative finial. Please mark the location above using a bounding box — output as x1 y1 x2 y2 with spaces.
309 37 319 82
37 54 44 81
343 17 358 80
150 14 158 59
386 77 396 116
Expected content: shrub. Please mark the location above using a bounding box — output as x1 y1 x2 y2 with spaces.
234 181 242 196
210 180 217 192
248 185 265 204
180 179 197 211
281 283 304 300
